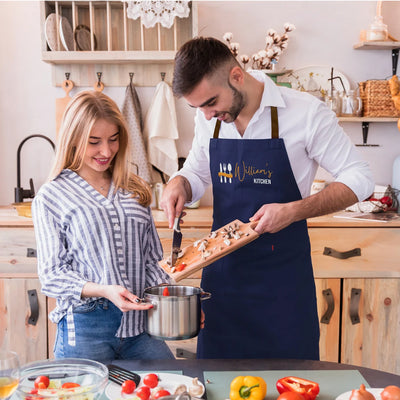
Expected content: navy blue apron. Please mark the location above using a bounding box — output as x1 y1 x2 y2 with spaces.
197 107 320 359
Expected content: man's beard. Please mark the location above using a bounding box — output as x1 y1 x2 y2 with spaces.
216 81 245 123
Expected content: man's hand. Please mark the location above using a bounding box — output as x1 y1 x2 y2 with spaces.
250 182 359 234
160 175 192 228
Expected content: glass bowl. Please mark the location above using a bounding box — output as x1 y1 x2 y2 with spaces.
16 358 108 400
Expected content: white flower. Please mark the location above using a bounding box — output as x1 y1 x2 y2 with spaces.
284 23 296 32
230 42 240 52
223 32 233 42
258 49 268 58
267 28 277 36
252 53 260 61
266 48 275 58
240 54 250 63
274 47 282 56
280 41 288 50
265 36 274 46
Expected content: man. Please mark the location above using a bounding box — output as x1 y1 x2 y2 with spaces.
160 37 374 359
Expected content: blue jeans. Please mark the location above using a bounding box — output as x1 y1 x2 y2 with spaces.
54 299 174 362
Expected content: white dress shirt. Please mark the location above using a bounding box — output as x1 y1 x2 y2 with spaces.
174 70 374 205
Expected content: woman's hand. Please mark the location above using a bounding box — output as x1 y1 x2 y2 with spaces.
81 282 153 311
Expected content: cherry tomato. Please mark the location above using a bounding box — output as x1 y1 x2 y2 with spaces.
277 392 305 400
34 376 50 389
136 386 151 400
142 373 159 389
61 382 81 389
162 287 170 296
175 262 186 272
121 380 136 394
153 389 171 399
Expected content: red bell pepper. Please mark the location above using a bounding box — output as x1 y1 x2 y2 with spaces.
276 376 320 400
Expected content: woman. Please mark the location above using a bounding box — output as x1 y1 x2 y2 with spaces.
32 90 174 362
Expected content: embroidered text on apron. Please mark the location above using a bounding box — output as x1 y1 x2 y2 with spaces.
197 107 320 359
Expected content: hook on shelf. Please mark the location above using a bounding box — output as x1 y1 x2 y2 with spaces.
94 72 104 92
161 72 166 81
392 48 399 76
129 72 134 84
65 72 70 81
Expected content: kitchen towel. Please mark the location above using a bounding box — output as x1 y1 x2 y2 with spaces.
122 81 152 183
144 80 179 179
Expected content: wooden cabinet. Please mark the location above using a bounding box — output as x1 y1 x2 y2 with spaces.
0 277 48 364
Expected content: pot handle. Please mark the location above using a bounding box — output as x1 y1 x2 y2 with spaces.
200 291 211 301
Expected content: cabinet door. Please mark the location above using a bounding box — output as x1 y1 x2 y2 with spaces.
0 278 48 363
341 278 400 374
315 278 341 362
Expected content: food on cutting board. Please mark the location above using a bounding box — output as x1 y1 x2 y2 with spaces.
381 386 400 400
161 220 256 277
229 375 267 400
276 376 320 400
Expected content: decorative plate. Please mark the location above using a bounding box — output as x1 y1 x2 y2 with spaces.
279 65 352 97
105 372 205 399
44 13 61 51
335 388 384 400
60 16 74 51
74 24 97 51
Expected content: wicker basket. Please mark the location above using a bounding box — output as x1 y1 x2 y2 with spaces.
359 79 400 117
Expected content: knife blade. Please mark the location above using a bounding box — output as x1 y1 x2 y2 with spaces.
171 214 183 267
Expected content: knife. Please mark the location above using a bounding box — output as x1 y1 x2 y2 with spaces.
171 213 183 267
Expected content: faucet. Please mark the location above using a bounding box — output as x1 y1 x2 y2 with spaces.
14 134 56 203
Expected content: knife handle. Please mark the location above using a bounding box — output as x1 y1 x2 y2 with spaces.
173 212 184 231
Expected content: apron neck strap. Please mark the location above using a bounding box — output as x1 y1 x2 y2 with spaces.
213 119 221 139
271 106 279 139
212 106 279 139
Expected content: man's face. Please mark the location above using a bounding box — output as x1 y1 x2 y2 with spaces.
184 74 245 123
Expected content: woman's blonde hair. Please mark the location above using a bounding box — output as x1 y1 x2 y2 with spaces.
50 90 152 206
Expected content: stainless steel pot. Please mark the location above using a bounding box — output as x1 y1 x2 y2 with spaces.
143 285 211 340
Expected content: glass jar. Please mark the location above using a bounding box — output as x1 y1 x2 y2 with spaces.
366 15 388 41
324 90 342 116
340 90 363 117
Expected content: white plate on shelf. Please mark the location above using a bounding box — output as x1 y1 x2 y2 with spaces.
279 65 352 96
45 13 61 51
60 16 74 51
105 372 205 399
335 388 383 400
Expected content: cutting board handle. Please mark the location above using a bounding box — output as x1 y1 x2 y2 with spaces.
61 79 74 96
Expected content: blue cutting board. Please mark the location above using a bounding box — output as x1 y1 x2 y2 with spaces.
203 370 370 400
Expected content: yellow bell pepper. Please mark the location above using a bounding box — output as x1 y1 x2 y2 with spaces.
230 376 267 400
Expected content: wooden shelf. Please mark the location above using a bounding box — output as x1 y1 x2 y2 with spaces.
354 41 400 50
338 116 398 122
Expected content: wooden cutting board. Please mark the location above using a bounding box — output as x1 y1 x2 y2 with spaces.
160 219 259 282
55 79 74 138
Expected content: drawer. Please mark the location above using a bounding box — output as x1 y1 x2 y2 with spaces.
308 228 400 279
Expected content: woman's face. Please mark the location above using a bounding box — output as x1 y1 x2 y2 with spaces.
78 118 120 177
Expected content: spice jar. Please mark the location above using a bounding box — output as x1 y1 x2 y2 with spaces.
366 15 388 41
340 90 363 117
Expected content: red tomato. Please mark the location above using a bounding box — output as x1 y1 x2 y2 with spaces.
153 389 171 399
142 373 159 389
121 380 136 394
34 376 50 389
61 382 81 389
277 392 305 400
162 287 170 296
136 386 151 400
175 263 186 272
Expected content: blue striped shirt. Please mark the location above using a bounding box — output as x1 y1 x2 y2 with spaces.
32 169 171 345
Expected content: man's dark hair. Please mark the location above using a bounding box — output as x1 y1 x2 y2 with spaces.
172 36 240 98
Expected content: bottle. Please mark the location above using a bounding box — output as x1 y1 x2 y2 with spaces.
366 15 388 41
393 155 400 213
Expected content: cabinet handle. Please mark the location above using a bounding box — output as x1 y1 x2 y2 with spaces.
349 288 362 325
27 289 39 326
323 247 361 259
320 288 335 324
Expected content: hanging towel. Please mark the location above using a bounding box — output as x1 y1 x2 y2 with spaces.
122 82 152 183
144 81 179 178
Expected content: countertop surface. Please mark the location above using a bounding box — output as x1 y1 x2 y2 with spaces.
1 205 400 228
